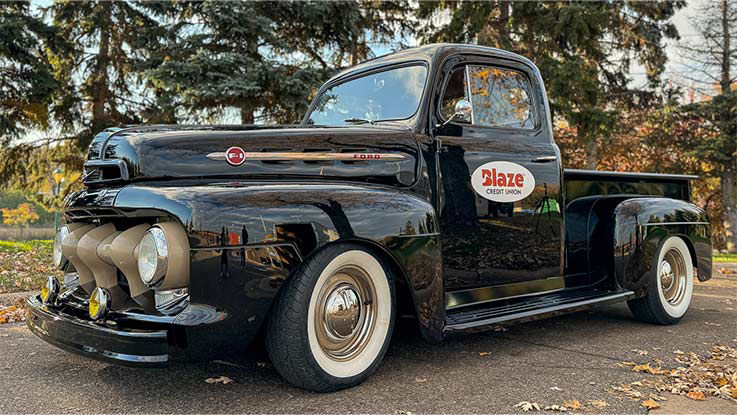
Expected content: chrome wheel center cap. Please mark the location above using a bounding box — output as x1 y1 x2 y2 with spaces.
324 284 361 339
660 260 674 290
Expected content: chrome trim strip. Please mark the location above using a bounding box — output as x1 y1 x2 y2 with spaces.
444 291 636 332
642 222 710 226
81 346 169 363
207 151 407 162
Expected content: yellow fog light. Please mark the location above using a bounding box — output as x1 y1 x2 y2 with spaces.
89 287 111 320
40 276 60 304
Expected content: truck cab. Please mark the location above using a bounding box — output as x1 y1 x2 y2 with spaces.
28 44 712 392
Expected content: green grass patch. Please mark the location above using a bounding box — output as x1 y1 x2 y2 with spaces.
0 239 52 253
714 253 737 263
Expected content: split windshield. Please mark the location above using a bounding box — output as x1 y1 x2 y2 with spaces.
306 65 428 125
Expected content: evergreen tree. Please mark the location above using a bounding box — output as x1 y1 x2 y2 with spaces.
147 0 410 124
416 0 682 168
47 0 167 148
0 1 62 143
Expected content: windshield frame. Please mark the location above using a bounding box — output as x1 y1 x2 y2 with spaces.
303 60 430 127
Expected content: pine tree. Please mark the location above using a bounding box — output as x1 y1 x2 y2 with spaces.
0 1 62 143
47 0 167 147
146 0 410 124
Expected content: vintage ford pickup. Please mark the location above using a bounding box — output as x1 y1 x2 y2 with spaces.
28 44 712 392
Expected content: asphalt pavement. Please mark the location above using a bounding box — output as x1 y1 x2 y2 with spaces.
1 266 736 414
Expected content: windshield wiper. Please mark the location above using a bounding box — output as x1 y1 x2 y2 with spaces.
344 117 375 125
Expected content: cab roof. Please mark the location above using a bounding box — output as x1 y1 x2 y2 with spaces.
326 43 537 85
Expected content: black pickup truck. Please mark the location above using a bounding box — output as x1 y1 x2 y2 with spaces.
28 43 712 392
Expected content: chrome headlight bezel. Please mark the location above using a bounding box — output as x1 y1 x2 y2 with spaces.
137 227 168 286
53 226 70 269
40 275 60 305
89 287 111 320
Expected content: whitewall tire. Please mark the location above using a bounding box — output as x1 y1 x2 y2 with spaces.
628 236 694 324
266 243 396 392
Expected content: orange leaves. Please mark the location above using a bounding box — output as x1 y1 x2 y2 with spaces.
1 203 39 226
0 299 26 324
686 391 706 401
632 364 666 375
640 399 660 410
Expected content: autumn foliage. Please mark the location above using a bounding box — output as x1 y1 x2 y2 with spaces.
1 203 40 227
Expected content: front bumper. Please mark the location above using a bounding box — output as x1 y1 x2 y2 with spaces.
26 295 171 367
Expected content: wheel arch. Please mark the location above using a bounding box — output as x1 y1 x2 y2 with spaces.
612 197 712 296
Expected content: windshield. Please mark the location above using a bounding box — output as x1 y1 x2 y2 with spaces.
307 65 428 125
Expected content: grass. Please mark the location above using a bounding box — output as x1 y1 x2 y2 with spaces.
0 240 52 253
714 253 737 263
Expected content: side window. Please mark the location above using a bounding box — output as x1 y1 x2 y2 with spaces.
440 67 469 121
467 65 535 129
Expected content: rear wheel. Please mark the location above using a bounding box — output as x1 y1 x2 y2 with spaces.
628 236 694 325
266 244 395 392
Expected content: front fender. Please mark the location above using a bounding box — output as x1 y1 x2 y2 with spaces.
613 197 712 295
112 180 444 343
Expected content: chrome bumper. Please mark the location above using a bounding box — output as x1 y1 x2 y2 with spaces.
26 295 171 367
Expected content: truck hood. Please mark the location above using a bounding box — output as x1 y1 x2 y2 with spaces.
84 125 420 187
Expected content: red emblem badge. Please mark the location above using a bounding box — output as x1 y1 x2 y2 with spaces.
225 146 246 166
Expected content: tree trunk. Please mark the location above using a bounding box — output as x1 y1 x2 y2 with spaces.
582 128 598 169
720 0 731 95
91 1 112 136
496 1 510 49
721 166 737 253
240 106 254 124
718 0 737 253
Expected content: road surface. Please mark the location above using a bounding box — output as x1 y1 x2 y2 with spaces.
1 266 736 414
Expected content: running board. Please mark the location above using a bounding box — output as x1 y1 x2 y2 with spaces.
443 288 635 334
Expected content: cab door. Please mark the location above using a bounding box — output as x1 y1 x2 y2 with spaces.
433 57 564 306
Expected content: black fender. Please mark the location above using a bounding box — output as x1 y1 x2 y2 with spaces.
612 197 712 296
109 180 445 344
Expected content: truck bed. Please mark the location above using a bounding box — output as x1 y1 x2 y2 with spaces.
564 169 696 203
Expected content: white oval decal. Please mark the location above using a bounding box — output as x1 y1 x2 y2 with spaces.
471 161 535 203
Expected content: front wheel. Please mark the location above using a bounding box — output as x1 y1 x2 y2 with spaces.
628 236 694 325
266 244 396 392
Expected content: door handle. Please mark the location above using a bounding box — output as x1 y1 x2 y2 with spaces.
532 156 558 163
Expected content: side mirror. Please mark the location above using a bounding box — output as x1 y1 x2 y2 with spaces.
437 99 472 129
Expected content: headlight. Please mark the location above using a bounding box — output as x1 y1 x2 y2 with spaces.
137 227 168 286
53 226 70 268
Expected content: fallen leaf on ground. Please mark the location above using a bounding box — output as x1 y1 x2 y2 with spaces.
641 399 660 410
632 349 649 356
562 400 582 410
479 352 491 356
686 391 705 401
414 376 427 383
513 401 541 412
633 364 666 375
587 399 608 409
205 376 234 384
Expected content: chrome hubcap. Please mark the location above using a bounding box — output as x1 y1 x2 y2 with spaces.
324 284 361 338
660 249 687 306
315 266 376 361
